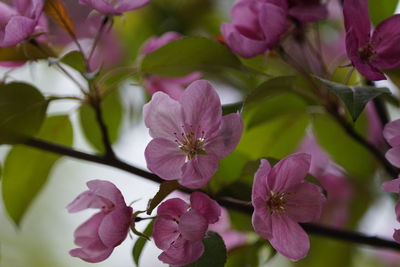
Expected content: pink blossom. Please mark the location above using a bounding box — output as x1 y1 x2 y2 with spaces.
251 153 326 261
153 192 221 266
383 119 400 168
143 80 243 189
382 178 400 243
0 0 44 47
79 0 149 16
343 0 400 81
67 180 133 263
221 0 289 58
208 208 247 250
141 32 201 100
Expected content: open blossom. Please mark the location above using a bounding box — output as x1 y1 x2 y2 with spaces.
251 153 326 261
383 119 400 168
221 0 289 58
0 0 44 47
67 180 133 263
79 0 149 15
141 32 201 100
382 178 400 243
143 80 243 189
343 0 400 80
153 192 221 266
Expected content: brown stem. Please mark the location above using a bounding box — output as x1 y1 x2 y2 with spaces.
23 137 400 251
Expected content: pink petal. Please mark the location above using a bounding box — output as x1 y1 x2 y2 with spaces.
180 154 219 189
98 207 133 247
221 23 269 58
343 0 371 45
252 159 271 209
152 217 180 250
381 178 400 193
66 191 112 213
141 31 182 55
69 247 113 263
219 230 247 251
371 15 400 70
396 201 400 222
269 214 310 261
206 113 244 159
258 2 288 48
288 5 327 23
157 198 189 220
158 237 204 266
267 153 311 193
190 192 221 224
385 147 400 168
143 92 184 140
383 119 400 147
393 229 400 243
1 16 36 47
73 213 105 248
145 138 186 180
252 209 273 240
79 0 117 15
180 80 222 138
285 182 326 223
115 0 149 14
178 210 208 241
87 180 126 207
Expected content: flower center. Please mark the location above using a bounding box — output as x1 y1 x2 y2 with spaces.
267 191 287 214
174 125 206 160
358 43 376 62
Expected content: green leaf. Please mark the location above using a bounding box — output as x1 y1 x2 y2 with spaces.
2 115 73 226
222 102 242 115
132 220 154 267
79 89 123 153
312 113 376 179
314 76 390 121
0 82 48 144
60 51 86 73
146 180 179 215
368 0 398 25
141 37 243 77
183 232 227 267
245 76 296 105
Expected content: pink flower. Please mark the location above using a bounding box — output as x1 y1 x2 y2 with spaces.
0 0 44 47
67 180 133 263
208 208 247 250
383 119 400 168
79 0 149 15
287 0 327 23
141 32 201 100
251 153 326 261
153 192 221 266
382 178 400 243
221 0 289 58
143 80 244 189
343 0 400 81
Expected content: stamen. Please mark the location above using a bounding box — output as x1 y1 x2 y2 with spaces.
267 191 287 214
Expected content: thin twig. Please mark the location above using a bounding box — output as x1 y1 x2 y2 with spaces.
87 16 110 70
23 137 400 251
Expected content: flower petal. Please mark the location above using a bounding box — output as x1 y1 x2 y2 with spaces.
371 14 400 70
252 159 271 209
115 0 149 14
190 192 221 224
141 31 182 55
393 229 400 243
206 113 244 159
178 210 208 241
285 182 326 223
157 198 189 220
180 80 222 138
258 2 288 48
382 178 400 193
69 247 113 263
288 5 327 23
145 138 186 180
1 16 36 47
66 191 111 213
73 213 105 248
385 147 400 168
252 208 273 240
87 180 126 207
158 237 204 266
79 0 116 15
153 217 180 250
269 214 310 261
143 92 184 140
267 153 311 193
180 154 219 189
343 0 371 45
383 119 400 147
98 207 133 247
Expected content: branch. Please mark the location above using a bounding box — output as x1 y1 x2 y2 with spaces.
23 137 400 251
